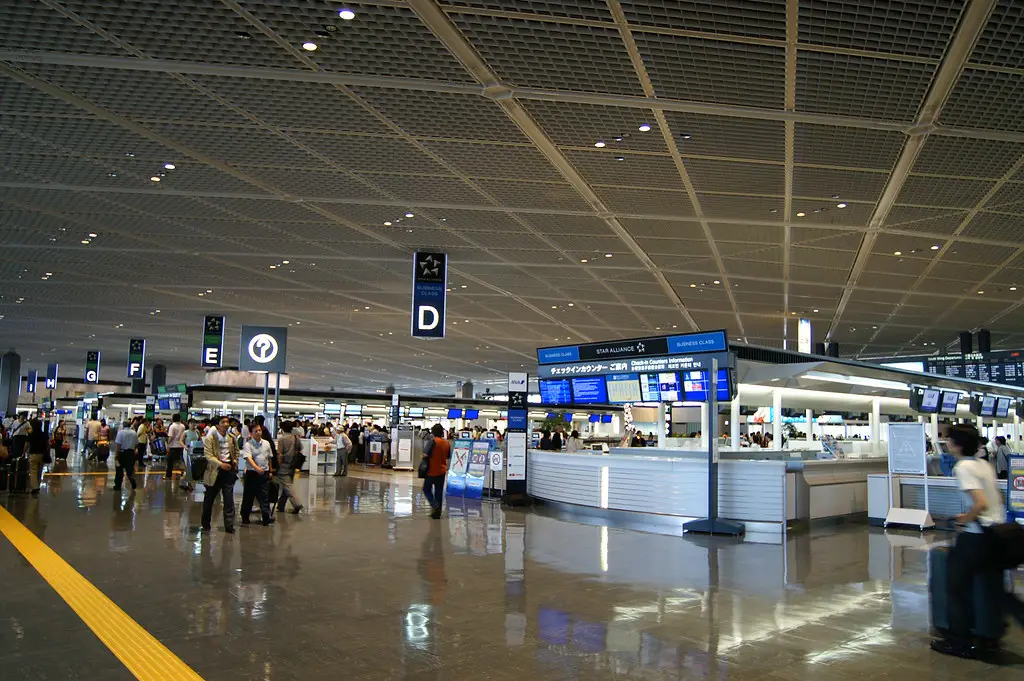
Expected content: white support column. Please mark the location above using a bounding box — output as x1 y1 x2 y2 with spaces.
930 413 939 442
657 404 667 448
977 415 984 435
870 398 881 445
731 397 741 448
1014 413 1021 446
772 389 782 448
700 402 709 450
805 408 813 445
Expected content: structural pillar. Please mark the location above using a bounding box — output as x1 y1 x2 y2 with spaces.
806 409 813 444
699 402 709 450
870 398 881 445
730 397 741 448
657 404 667 448
0 351 21 418
772 389 782 448
930 414 939 443
1014 413 1021 444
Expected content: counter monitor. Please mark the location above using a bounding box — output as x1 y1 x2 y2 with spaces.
570 376 608 404
344 404 362 416
464 409 479 419
682 369 732 402
981 395 996 417
588 414 600 423
485 431 497 440
601 414 613 423
920 387 940 413
606 373 642 403
539 378 573 405
995 397 1011 418
938 391 959 415
407 407 424 418
564 413 573 423
447 408 463 419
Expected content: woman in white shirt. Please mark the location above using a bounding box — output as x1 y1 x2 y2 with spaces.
240 424 275 526
565 430 581 453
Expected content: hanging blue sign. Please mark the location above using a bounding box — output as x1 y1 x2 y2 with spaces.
45 363 58 389
25 369 37 393
411 251 447 339
537 329 728 364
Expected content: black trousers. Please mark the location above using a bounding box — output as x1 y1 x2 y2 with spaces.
136 443 147 468
114 451 137 490
165 447 184 479
241 470 271 523
201 468 237 530
947 531 993 642
423 474 445 510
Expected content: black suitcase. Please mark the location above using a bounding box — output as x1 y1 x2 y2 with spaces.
929 545 1007 643
10 457 29 492
0 467 8 491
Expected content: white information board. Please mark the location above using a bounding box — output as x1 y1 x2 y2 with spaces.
506 432 527 480
887 423 926 474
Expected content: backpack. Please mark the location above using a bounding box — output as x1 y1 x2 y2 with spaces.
986 522 1024 570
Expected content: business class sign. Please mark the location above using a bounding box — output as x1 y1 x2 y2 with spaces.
411 251 447 339
536 330 730 378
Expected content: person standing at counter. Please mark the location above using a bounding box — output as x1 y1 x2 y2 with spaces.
538 430 553 451
551 428 564 452
333 428 352 478
422 424 450 520
565 431 581 453
994 436 1012 480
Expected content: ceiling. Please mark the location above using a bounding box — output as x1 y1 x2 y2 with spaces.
3 0 1024 393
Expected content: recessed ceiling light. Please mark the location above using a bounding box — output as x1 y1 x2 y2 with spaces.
269 265 276 269
1011 286 1018 291
45 272 52 276
88 233 97 238
580 258 588 263
198 292 204 296
365 306 370 310
594 140 606 148
604 253 613 258
978 290 984 294
930 245 940 250
384 221 392 226
893 251 902 256
81 239 90 244
302 42 318 51
150 176 161 182
338 8 356 20
206 290 212 293
163 163 175 170
680 133 692 140
282 260 290 264
551 305 557 309
405 212 414 218
614 156 625 161
713 280 720 284
638 123 652 132
460 285 467 289
836 202 847 208
614 136 623 142
832 194 840 199
690 283 697 288
796 212 806 217
568 303 574 307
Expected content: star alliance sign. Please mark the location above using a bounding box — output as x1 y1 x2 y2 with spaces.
412 251 447 339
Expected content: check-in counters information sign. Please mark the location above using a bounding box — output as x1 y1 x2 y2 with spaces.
536 330 730 379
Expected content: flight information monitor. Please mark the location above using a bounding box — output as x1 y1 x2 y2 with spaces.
571 376 608 404
682 369 731 401
939 391 960 415
539 378 572 405
464 409 479 419
606 373 642 403
981 395 996 417
996 397 1012 418
600 414 613 423
447 408 463 419
920 388 940 413
407 407 424 417
588 414 600 423
640 372 681 401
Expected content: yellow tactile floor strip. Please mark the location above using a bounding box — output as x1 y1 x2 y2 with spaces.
0 504 204 680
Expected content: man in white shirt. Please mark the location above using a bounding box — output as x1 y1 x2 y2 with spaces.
165 413 186 480
113 421 139 491
932 423 1007 658
85 416 101 459
333 428 352 478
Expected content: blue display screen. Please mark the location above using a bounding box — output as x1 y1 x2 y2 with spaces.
588 414 600 423
606 373 642 403
601 414 612 423
464 409 479 419
539 379 573 405
682 369 730 401
447 408 463 419
571 376 608 404
564 413 573 423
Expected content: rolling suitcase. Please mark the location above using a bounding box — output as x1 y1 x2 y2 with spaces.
10 457 29 492
929 545 1007 644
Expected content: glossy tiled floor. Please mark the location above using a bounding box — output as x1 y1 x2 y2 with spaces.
2 460 1023 680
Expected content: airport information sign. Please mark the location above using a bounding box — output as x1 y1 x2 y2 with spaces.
880 349 1024 386
537 351 731 379
201 315 225 368
45 363 58 389
84 350 101 384
25 369 36 394
411 251 447 339
239 325 288 373
127 338 146 378
538 329 727 365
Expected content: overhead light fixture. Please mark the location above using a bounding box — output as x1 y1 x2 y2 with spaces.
150 176 161 182
80 239 90 244
836 202 847 208
269 265 276 269
580 258 588 263
638 123 652 132
813 308 819 313
680 133 692 140
594 140 606 148
930 244 940 250
405 212 414 218
302 42 318 51
690 283 697 288
383 221 392 226
604 253 613 258
163 163 175 170
88 233 97 238
893 251 902 256
614 156 625 161
338 8 356 20
978 290 984 294
1011 286 1018 291
282 260 289 264
713 280 720 284
796 212 806 217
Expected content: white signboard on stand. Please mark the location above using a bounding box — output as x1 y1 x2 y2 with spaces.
884 423 934 529
506 432 527 480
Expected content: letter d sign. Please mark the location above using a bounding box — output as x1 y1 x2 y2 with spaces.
411 251 447 339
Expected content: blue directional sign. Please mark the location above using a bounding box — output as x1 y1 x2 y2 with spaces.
537 330 727 364
25 369 37 394
45 363 58 389
411 251 447 339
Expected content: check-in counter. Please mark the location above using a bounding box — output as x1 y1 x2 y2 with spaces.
867 474 968 525
527 449 888 533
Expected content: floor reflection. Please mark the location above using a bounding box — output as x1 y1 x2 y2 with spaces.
0 466 1020 680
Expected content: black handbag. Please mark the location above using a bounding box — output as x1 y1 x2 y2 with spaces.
986 521 1024 570
417 453 429 479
